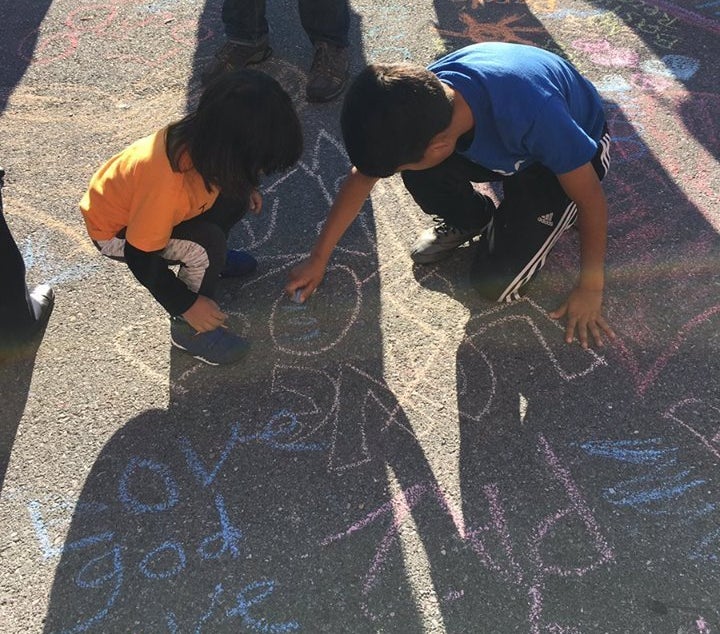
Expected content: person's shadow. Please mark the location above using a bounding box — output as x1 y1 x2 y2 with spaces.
0 0 54 115
409 96 720 630
0 0 57 487
40 3 465 631
0 337 48 492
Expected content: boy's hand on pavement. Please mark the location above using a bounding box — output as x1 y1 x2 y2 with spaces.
549 286 615 349
182 295 227 333
285 255 327 303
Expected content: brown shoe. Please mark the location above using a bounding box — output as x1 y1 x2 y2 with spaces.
201 40 272 86
306 41 349 103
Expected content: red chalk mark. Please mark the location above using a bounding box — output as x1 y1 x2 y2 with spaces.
17 2 208 69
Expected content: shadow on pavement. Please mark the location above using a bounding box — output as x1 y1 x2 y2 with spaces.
0 0 54 115
0 338 45 493
39 0 720 631
42 2 461 631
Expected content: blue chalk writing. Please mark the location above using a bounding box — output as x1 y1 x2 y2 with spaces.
278 304 321 342
165 612 179 633
118 457 179 514
258 410 327 452
53 544 123 634
139 540 187 580
605 469 706 506
690 527 720 563
579 439 706 511
180 415 326 488
193 584 224 633
198 494 244 561
27 499 113 560
578 438 672 464
180 423 248 488
226 580 301 633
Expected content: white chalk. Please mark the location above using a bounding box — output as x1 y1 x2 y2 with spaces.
292 289 303 304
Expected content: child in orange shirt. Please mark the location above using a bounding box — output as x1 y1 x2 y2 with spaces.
81 69 302 365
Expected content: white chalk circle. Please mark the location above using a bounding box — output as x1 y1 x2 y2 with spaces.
270 264 362 356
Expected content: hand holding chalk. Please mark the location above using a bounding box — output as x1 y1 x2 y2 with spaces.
291 289 304 304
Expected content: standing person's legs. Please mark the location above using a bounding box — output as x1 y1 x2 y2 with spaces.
221 0 268 44
299 0 351 102
298 0 349 48
401 153 498 264
202 0 272 86
0 170 53 346
472 130 612 301
0 209 34 334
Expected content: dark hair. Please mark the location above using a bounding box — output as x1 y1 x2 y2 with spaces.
341 63 453 177
167 69 303 200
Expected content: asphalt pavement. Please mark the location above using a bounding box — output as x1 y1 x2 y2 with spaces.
1 0 719 632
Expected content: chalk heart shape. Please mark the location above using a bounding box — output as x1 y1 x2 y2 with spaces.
269 264 362 356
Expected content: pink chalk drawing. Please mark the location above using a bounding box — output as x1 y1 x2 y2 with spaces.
663 398 720 460
321 434 614 631
572 39 639 67
18 1 212 68
613 304 720 397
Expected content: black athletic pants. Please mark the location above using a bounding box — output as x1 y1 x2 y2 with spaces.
402 129 612 301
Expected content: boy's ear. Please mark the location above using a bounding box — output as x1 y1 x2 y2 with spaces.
426 136 454 157
428 128 455 152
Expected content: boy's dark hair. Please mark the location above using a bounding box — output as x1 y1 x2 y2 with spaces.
341 63 453 178
167 69 303 200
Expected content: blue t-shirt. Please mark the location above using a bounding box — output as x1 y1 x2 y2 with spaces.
428 42 606 175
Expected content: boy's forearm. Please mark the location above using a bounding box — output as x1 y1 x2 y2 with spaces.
576 200 607 291
310 168 378 262
557 163 608 292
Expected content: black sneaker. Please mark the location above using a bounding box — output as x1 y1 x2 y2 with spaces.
170 318 250 366
306 42 349 103
410 195 495 264
201 39 272 86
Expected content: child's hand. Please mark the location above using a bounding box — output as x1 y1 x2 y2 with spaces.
182 296 227 333
285 255 327 303
549 286 615 349
249 189 263 215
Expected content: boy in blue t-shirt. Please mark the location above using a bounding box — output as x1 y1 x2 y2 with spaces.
287 42 615 349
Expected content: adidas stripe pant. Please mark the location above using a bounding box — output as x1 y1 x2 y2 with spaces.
402 129 611 301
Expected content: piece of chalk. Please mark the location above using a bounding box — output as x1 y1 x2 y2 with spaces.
292 289 303 304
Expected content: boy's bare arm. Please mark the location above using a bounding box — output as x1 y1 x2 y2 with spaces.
551 162 616 348
286 168 379 301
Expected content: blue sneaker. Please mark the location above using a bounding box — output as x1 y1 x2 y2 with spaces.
220 250 258 278
170 318 250 365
